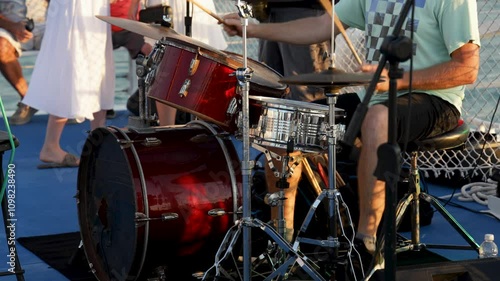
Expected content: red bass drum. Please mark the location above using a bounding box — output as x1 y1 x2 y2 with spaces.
77 121 242 280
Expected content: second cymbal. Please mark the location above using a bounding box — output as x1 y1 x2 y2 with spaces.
280 68 374 88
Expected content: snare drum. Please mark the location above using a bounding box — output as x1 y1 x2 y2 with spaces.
146 35 287 133
249 96 345 153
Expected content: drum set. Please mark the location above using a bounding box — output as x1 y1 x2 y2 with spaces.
78 3 373 281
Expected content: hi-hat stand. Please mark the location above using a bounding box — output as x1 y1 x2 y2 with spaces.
276 87 347 281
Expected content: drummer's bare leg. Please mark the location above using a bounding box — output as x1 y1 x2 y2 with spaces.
265 149 303 242
156 101 177 126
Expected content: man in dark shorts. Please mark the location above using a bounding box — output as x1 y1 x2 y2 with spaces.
222 0 481 278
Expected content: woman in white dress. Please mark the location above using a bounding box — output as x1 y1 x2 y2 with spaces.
23 0 115 168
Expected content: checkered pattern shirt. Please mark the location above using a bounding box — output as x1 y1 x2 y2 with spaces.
335 0 481 112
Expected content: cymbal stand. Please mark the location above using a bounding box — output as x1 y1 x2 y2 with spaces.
202 2 327 280
234 2 255 280
285 6 346 274
282 91 344 278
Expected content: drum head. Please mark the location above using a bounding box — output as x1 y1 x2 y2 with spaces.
77 127 140 281
249 95 345 113
223 51 287 92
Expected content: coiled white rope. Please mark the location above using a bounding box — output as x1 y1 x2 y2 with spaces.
457 179 498 205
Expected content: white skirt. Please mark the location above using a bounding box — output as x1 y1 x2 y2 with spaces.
23 0 115 121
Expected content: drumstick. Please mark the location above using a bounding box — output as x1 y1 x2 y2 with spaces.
319 0 363 66
186 0 224 23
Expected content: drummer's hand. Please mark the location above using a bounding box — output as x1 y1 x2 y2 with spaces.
360 64 390 92
221 13 243 37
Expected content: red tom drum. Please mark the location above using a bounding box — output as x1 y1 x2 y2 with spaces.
146 37 287 133
77 121 242 280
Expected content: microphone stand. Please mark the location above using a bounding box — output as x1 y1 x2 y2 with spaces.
340 1 414 280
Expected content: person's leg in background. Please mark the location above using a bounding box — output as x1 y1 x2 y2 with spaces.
156 102 177 126
0 37 38 125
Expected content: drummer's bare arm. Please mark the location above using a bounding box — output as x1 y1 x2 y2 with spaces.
360 42 480 92
222 12 339 45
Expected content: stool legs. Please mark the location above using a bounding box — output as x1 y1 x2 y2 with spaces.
395 151 480 253
394 151 425 252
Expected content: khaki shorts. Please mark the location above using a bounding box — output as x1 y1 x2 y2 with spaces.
0 28 22 56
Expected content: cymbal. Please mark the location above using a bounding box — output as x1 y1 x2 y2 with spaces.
96 16 226 56
97 15 172 40
279 68 375 89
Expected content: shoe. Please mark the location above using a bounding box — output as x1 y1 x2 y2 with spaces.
37 153 80 169
9 102 38 125
66 118 78 124
106 109 116 119
348 238 374 281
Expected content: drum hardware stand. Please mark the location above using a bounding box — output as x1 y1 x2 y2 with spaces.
146 266 167 281
202 2 326 280
203 218 324 281
232 2 255 280
266 155 290 241
127 46 161 131
264 139 301 264
283 89 346 280
185 1 192 37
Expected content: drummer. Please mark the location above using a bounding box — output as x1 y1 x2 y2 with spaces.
222 0 480 279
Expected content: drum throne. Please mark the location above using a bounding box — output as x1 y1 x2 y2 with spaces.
368 120 481 278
